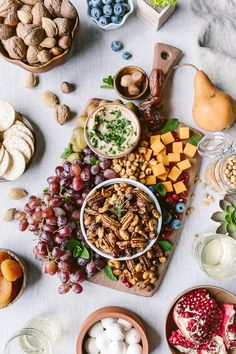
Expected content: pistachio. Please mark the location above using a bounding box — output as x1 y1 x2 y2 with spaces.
0 23 13 40
55 104 71 125
37 48 52 63
40 37 57 48
41 90 59 108
26 44 42 64
42 17 58 37
53 17 71 36
58 35 71 49
31 2 49 25
4 12 19 26
0 0 20 17
60 81 75 93
25 72 37 88
50 46 63 56
3 208 16 222
4 36 27 59
17 9 32 24
44 0 62 17
8 188 28 200
60 0 77 19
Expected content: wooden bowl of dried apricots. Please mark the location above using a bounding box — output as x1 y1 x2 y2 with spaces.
0 249 26 309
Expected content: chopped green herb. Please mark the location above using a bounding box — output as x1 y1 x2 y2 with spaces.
104 265 118 281
151 0 176 8
60 144 74 159
158 240 173 252
161 119 179 133
189 133 202 147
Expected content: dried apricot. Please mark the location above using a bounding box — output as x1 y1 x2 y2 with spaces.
0 296 11 308
0 276 12 303
0 252 10 264
1 259 23 281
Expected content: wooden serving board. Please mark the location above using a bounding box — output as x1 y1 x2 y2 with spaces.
75 97 202 297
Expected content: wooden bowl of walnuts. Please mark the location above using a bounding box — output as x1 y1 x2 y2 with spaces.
0 0 79 73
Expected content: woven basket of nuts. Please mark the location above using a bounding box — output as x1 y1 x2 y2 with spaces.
80 178 162 261
0 0 79 73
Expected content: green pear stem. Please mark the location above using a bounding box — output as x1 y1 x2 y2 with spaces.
174 63 199 72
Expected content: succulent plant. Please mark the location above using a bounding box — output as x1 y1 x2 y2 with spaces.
211 194 236 237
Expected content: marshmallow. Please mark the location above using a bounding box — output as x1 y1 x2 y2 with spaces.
117 318 132 331
125 328 141 344
101 317 116 329
109 340 127 354
106 323 125 341
126 344 143 354
85 338 99 354
88 322 104 338
95 331 111 352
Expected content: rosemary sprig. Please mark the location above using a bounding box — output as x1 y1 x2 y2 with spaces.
109 197 129 220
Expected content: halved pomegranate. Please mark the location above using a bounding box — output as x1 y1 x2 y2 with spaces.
169 329 198 353
198 335 227 354
221 304 236 349
173 289 223 345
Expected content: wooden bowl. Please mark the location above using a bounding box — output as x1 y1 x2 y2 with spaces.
76 306 149 354
114 66 149 100
0 15 79 73
84 102 141 159
165 285 236 354
0 248 27 309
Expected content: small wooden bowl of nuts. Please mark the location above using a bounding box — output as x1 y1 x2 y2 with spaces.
114 66 149 100
0 248 27 309
80 178 162 261
0 0 79 73
76 306 149 354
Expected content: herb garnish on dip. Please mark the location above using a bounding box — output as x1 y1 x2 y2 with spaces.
85 104 140 158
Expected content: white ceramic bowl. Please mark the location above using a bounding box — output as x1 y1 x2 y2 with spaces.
80 178 162 261
87 0 134 31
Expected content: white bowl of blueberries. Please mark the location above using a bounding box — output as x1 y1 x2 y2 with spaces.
87 0 134 30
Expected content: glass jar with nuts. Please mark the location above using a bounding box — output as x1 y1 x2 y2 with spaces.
198 133 236 193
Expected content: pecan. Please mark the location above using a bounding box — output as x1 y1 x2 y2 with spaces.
98 204 109 213
139 255 152 270
152 209 160 218
149 68 166 97
126 259 136 273
101 215 120 231
131 236 147 248
101 187 113 197
137 279 151 290
116 240 130 250
134 188 151 203
119 229 130 241
87 191 104 206
120 212 134 230
155 244 164 258
97 227 104 238
84 208 99 216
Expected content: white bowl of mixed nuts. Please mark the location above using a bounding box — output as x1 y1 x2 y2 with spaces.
80 178 162 261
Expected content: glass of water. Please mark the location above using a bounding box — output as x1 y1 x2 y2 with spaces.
192 233 236 280
4 315 60 354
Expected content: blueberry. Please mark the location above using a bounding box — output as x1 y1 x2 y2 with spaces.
122 51 132 60
111 40 123 51
91 7 102 19
121 2 130 12
103 4 113 16
115 0 126 2
114 3 125 16
175 202 186 214
88 1 93 8
148 186 156 193
98 15 110 26
170 219 182 230
102 0 113 3
162 210 172 225
90 0 103 6
111 15 122 23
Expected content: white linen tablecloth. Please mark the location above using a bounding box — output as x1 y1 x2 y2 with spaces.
1 1 236 353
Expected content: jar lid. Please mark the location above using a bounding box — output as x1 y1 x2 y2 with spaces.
197 132 234 158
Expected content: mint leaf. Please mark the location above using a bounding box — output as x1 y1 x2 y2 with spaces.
73 247 82 257
65 240 82 251
60 144 74 159
90 157 100 166
43 187 49 193
100 75 114 89
104 265 118 281
80 248 90 259
100 85 114 89
156 183 166 197
158 240 173 252
161 119 179 133
189 133 202 147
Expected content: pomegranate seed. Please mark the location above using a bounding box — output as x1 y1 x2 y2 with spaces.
125 282 133 288
161 233 171 239
120 276 127 284
166 196 173 204
172 194 179 201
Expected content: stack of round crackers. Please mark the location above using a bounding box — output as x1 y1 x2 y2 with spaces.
0 101 35 181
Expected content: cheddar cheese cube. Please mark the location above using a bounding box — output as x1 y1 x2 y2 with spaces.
152 163 166 177
150 135 160 145
159 147 166 155
168 153 181 163
173 181 187 194
183 143 197 158
151 140 165 156
162 181 173 192
172 141 183 153
146 175 156 185
168 166 182 181
158 168 170 181
161 132 175 145
157 154 169 166
179 127 190 140
177 159 191 171
145 149 152 161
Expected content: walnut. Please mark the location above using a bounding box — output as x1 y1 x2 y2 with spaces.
53 17 71 37
22 24 46 46
44 0 62 17
0 23 13 40
20 0 38 5
26 45 42 64
31 2 49 25
60 0 77 19
54 104 71 125
4 36 27 59
0 0 21 17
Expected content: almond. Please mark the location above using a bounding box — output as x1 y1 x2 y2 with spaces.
41 17 58 37
41 91 59 108
8 188 28 200
3 208 16 222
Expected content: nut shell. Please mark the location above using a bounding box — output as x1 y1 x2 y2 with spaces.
0 24 13 40
4 36 27 59
41 90 59 108
37 49 52 63
20 0 38 5
26 44 42 64
23 24 45 46
31 2 49 25
58 35 71 49
53 17 71 36
41 17 58 37
44 0 62 17
17 9 32 24
55 104 71 125
40 37 56 48
0 0 20 17
4 12 19 26
60 0 77 19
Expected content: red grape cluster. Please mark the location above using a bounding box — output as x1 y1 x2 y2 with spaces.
16 147 118 294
